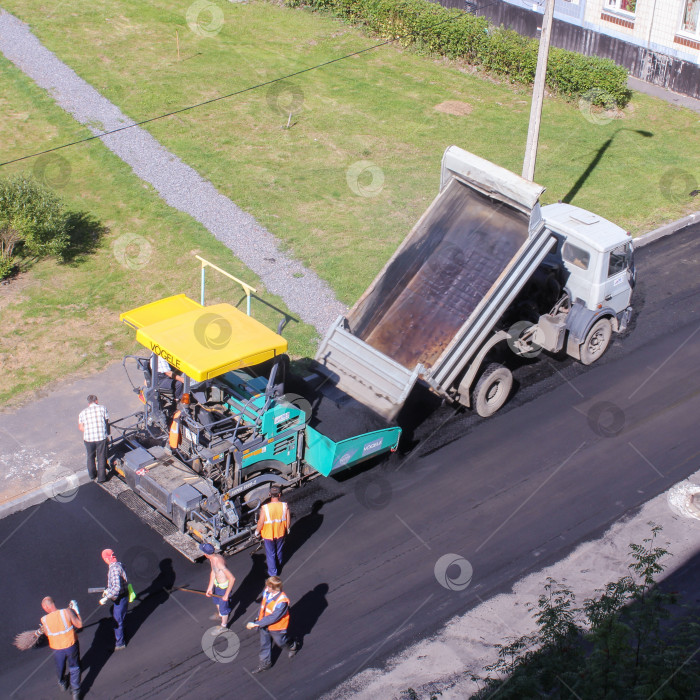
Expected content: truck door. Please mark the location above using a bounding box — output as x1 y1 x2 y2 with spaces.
603 242 633 314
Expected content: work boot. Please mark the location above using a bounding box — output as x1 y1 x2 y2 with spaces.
58 678 69 691
252 664 271 674
288 641 299 658
71 689 80 700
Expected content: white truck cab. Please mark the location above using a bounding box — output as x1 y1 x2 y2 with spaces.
542 203 635 317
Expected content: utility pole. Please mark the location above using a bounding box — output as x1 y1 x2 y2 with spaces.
522 0 556 181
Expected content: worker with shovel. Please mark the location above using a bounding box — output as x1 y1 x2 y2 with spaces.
200 543 236 627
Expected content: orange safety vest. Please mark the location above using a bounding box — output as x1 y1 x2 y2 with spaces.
260 502 288 540
258 591 290 631
169 410 181 449
41 609 77 650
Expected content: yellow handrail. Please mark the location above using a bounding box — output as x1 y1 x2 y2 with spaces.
195 255 257 316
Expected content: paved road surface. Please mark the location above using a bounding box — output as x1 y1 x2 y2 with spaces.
1 224 699 699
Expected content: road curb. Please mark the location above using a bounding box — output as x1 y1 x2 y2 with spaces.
634 211 700 248
0 469 92 520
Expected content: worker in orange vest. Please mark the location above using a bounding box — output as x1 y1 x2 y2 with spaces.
40 596 83 699
255 484 291 577
246 576 298 673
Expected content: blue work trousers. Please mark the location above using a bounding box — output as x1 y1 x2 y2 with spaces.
259 627 292 666
54 642 80 691
263 537 285 576
113 595 128 646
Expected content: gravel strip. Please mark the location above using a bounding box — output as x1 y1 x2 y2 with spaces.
0 9 347 336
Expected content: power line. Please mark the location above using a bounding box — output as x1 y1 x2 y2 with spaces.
0 39 393 168
1 11 475 168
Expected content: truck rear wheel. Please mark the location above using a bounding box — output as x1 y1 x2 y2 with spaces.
472 363 513 417
580 318 612 365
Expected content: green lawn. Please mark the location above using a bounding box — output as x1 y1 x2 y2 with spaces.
2 0 698 308
0 0 698 403
0 54 315 406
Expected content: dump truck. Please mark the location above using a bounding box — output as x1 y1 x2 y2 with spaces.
106 292 400 560
315 146 635 420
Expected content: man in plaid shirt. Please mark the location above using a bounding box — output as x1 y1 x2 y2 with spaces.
78 395 109 483
99 549 129 650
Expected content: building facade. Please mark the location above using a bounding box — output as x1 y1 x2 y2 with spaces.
438 0 700 98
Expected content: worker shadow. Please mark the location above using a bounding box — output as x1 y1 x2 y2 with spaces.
79 617 115 696
282 500 325 569
229 554 268 624
287 583 329 650
125 558 176 642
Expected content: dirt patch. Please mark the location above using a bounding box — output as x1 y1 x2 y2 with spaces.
434 101 472 116
0 272 34 311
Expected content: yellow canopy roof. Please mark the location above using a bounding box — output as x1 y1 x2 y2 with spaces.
120 295 288 382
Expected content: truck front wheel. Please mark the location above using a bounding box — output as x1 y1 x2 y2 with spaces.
580 318 612 365
472 363 513 417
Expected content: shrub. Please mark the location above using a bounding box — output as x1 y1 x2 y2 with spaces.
285 0 631 106
0 175 70 278
0 254 17 280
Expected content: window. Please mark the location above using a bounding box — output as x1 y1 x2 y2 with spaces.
606 0 636 13
607 243 631 278
681 0 700 35
562 242 590 271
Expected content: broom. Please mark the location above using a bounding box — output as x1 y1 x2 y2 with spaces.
14 628 43 651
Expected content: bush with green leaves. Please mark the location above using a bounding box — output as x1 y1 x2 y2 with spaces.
469 524 700 699
0 175 70 279
285 0 631 106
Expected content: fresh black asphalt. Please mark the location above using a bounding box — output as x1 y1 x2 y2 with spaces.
1 224 699 699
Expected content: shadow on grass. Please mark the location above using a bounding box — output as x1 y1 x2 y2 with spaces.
563 129 654 205
62 210 108 263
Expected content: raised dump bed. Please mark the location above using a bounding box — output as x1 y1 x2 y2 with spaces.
316 146 550 420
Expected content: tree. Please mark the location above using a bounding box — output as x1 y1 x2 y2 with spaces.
469 524 700 699
0 175 70 278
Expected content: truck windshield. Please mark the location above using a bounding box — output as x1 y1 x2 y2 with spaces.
607 243 631 277
562 242 590 270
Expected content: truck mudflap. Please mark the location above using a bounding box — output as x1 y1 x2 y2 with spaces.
304 425 401 477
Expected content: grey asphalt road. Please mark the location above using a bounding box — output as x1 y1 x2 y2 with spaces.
1 223 699 700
